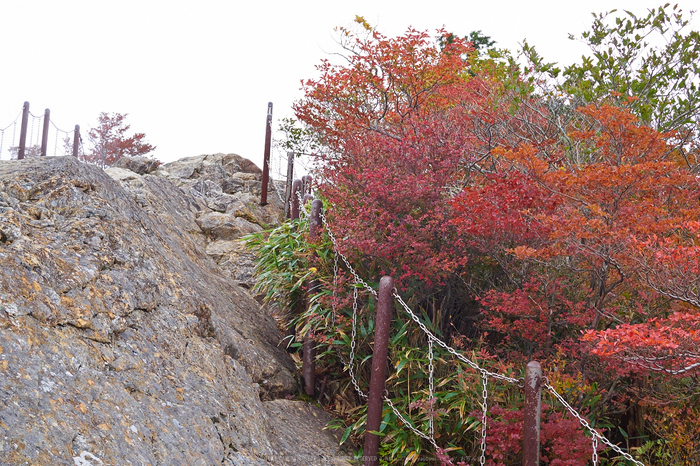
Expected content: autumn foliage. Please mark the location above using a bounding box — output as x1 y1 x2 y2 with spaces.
287 12 700 464
82 112 156 167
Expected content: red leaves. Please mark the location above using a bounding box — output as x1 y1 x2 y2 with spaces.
468 405 595 465
477 278 592 361
298 25 547 287
450 171 554 254
83 112 156 167
582 310 700 376
299 24 700 422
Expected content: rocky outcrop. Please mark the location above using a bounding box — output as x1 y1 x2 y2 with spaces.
0 155 351 465
153 153 287 289
111 156 161 176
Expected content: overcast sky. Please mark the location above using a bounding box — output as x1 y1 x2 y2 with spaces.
1 0 697 176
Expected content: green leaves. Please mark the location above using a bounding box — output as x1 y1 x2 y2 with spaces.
244 218 314 313
276 117 321 156
563 5 700 134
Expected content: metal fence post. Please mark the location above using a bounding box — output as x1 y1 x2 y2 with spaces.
260 102 273 206
284 151 294 219
40 109 50 156
301 174 312 195
363 276 394 466
523 361 542 466
72 125 80 158
302 199 323 396
290 179 302 220
283 179 305 348
18 102 29 160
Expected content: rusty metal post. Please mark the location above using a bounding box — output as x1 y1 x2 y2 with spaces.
260 102 273 206
303 193 313 205
301 174 313 195
18 101 29 160
309 199 322 242
302 322 316 395
302 199 323 396
290 179 302 220
284 180 307 348
363 276 394 466
523 361 542 466
72 125 80 158
284 151 294 219
40 109 50 156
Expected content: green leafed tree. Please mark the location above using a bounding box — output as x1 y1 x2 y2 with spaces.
438 30 496 52
522 4 700 165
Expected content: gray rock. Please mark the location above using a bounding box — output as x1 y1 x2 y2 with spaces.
111 156 160 175
0 156 350 465
264 400 355 465
206 239 258 288
159 153 286 225
197 212 262 241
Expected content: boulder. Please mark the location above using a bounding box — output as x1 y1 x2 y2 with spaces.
111 156 160 175
0 156 351 465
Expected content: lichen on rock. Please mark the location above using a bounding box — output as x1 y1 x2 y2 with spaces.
0 155 351 465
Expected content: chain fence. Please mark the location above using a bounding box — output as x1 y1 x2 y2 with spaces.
0 110 22 160
1 103 79 160
312 203 645 466
50 119 73 157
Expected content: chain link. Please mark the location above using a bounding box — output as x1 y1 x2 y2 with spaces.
0 111 22 159
428 336 435 440
29 114 35 147
592 434 599 465
384 395 438 449
12 118 17 151
35 114 42 147
480 374 488 466
319 210 377 297
27 112 42 149
1 109 22 133
331 250 339 321
54 127 59 157
544 381 644 466
295 190 309 219
49 118 71 134
393 291 520 385
347 284 367 400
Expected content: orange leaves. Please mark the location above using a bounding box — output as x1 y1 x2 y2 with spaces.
582 311 700 376
507 105 700 261
293 25 477 153
572 104 670 166
510 245 538 259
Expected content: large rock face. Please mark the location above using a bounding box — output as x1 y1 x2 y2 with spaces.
0 156 350 465
156 153 287 289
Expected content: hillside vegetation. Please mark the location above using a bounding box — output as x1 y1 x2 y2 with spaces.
250 6 700 465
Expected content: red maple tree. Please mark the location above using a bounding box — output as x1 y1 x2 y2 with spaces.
82 112 156 167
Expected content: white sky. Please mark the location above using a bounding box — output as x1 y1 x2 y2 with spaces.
1 0 697 174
